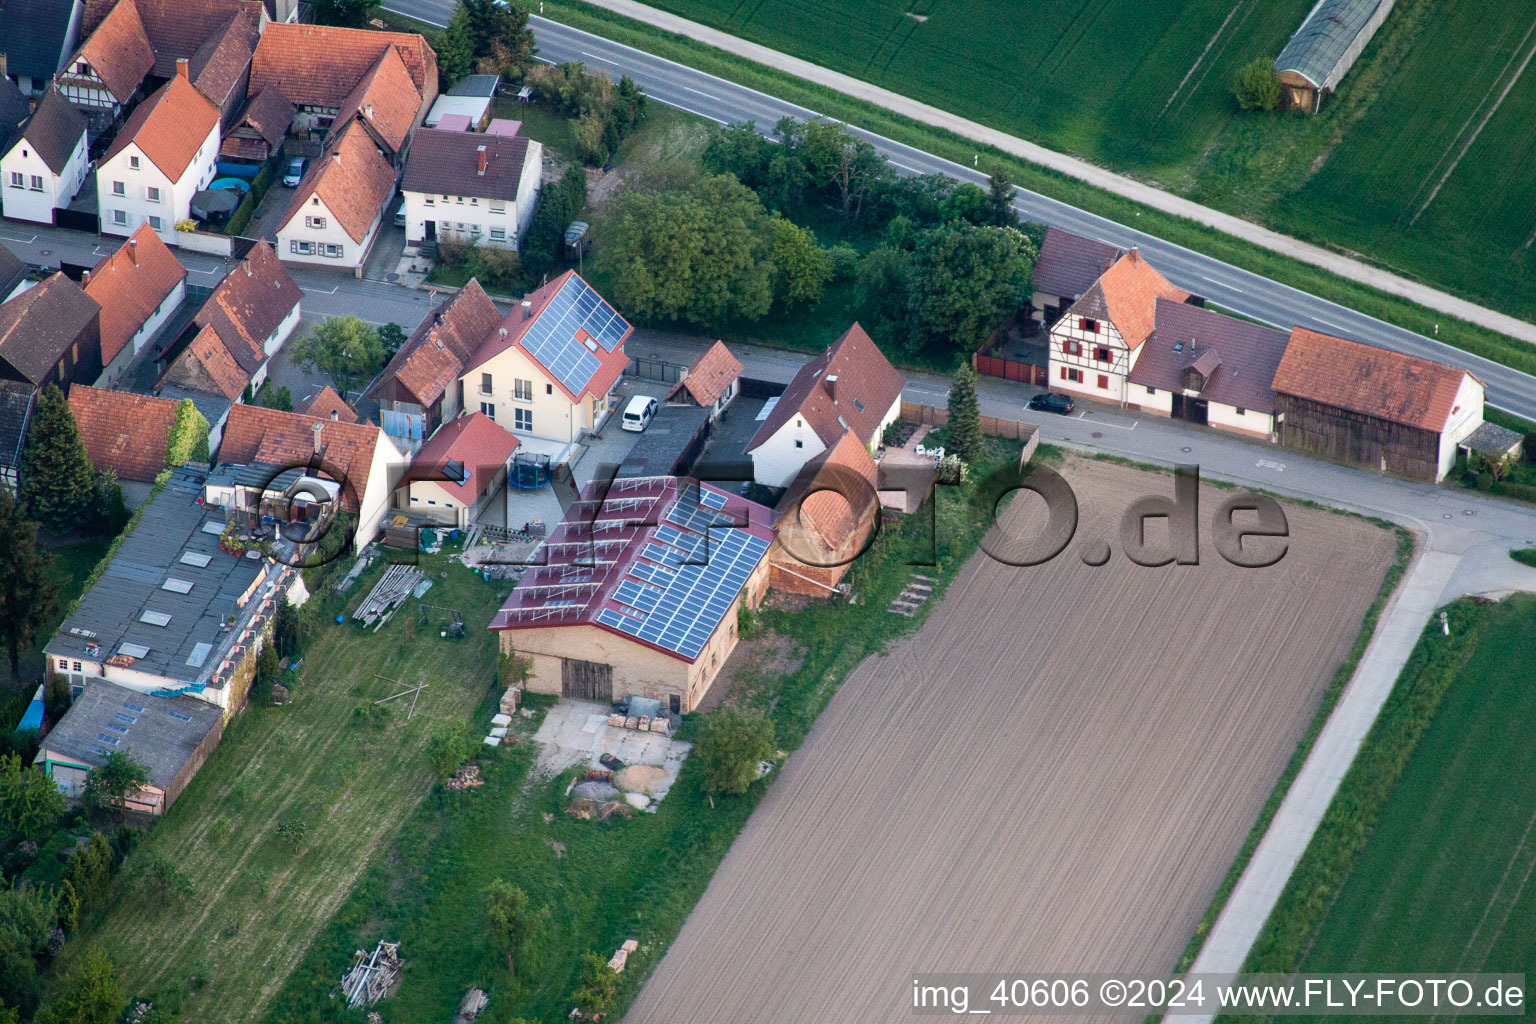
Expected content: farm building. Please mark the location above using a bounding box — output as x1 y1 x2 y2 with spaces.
769 430 880 596
1030 227 1122 326
397 410 519 528
667 340 743 420
1125 298 1290 439
491 477 775 713
36 678 224 816
1271 328 1484 482
1047 248 1189 407
43 468 305 713
746 323 904 488
1275 0 1395 113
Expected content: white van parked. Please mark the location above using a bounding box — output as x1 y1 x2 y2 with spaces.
621 395 658 432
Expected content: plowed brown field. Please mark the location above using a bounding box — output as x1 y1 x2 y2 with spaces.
624 458 1398 1024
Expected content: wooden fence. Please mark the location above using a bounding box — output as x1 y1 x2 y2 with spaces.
973 352 1048 386
900 401 1040 453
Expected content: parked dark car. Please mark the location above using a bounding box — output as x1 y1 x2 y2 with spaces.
1028 392 1074 415
599 753 625 771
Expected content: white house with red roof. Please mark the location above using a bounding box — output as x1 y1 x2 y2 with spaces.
96 72 221 241
397 411 518 528
745 323 904 488
490 477 776 712
458 271 631 444
667 340 743 420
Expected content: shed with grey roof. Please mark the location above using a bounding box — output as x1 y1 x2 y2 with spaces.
36 678 224 816
44 467 301 712
1275 0 1395 112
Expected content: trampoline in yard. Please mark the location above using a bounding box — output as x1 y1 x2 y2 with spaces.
511 451 550 488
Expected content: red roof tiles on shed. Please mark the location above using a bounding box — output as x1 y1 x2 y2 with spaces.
668 341 743 408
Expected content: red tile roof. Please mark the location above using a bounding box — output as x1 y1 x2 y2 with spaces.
370 279 502 409
278 120 397 243
1272 328 1481 432
85 224 187 365
70 0 154 104
101 75 220 181
218 403 393 511
773 428 879 550
163 323 249 399
250 23 436 109
323 44 422 155
1063 248 1189 351
193 239 299 361
464 271 632 403
668 340 743 408
187 9 261 111
223 85 294 151
747 323 904 452
298 386 358 424
404 412 518 504
68 385 180 482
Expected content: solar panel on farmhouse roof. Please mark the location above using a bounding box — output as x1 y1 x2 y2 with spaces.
603 529 770 659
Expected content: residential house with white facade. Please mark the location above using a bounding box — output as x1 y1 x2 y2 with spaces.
85 223 186 382
458 271 632 444
400 121 541 249
54 0 152 117
97 72 220 241
667 340 743 421
0 86 89 225
273 120 396 272
746 323 904 488
1047 248 1191 407
397 410 519 528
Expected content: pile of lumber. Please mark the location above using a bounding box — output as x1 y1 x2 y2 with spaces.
352 565 426 630
341 940 401 1008
607 713 669 735
445 765 484 791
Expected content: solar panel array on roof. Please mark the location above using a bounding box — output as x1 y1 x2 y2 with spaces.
519 276 630 396
600 529 770 659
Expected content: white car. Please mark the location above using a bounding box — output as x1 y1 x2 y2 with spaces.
621 395 658 432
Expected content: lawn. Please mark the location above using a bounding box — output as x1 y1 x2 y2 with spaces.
262 436 1027 1024
1267 596 1536 1012
50 553 509 1023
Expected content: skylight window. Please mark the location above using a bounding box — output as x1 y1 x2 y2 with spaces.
181 552 212 567
162 578 194 593
140 611 172 627
119 643 150 658
168 710 194 722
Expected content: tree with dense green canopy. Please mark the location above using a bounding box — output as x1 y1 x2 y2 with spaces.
696 707 775 796
440 0 536 85
0 884 55 1018
310 0 379 27
521 164 587 282
291 315 386 400
853 245 915 349
947 361 984 464
84 751 149 820
18 385 94 533
1234 56 1281 112
0 752 64 841
33 947 124 1024
571 951 619 1017
165 399 210 468
430 724 472 783
0 486 58 679
767 217 833 307
599 174 775 327
985 168 1019 228
908 223 1036 355
484 879 542 975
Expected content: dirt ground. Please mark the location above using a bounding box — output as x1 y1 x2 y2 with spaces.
623 458 1398 1024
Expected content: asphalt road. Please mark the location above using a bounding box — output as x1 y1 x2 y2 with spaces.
384 0 1536 420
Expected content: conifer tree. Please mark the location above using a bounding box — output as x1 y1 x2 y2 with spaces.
18 385 95 533
947 361 984 464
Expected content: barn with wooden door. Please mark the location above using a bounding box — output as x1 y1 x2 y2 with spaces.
489 476 776 713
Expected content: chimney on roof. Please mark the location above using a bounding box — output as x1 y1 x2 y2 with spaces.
0 56 7 79
81 269 90 285
312 421 323 455
824 374 837 400
176 58 189 80
330 408 339 421
363 102 374 120
1129 245 1139 262
476 144 487 176
499 326 507 337
128 238 138 265
520 300 532 321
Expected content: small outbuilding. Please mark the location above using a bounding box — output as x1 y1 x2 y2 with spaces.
1275 0 1395 113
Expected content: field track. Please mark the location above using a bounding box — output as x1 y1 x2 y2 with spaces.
625 459 1395 1024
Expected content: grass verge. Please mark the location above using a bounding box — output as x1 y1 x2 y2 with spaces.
1216 595 1527 1022
536 0 1536 383
1510 549 1536 569
1171 524 1416 975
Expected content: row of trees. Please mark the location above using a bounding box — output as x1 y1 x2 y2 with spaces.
527 62 648 166
438 0 537 87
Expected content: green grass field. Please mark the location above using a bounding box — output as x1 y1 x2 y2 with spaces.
614 0 1536 324
1289 596 1536 990
638 0 1310 175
